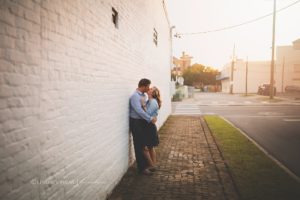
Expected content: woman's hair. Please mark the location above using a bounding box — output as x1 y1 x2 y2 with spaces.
152 86 162 109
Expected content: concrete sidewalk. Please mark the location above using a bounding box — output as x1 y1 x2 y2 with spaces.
108 116 239 200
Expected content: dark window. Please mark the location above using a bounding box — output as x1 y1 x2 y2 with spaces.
112 7 118 28
153 28 158 46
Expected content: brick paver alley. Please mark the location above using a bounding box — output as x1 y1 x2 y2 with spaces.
108 116 239 200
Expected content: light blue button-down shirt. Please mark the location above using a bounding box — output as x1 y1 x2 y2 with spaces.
146 99 159 117
129 90 152 123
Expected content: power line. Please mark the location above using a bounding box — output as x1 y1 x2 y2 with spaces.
176 0 300 36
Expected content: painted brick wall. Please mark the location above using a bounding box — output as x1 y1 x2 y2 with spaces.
0 0 172 199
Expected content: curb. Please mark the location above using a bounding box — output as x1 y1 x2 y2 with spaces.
200 117 242 200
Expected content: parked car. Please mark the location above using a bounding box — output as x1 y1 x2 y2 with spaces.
285 85 300 93
257 84 276 96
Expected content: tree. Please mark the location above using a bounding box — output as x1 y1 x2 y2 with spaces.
182 63 204 86
182 63 219 87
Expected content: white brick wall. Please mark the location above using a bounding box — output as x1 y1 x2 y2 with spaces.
0 0 172 199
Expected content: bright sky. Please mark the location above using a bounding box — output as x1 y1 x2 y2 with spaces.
166 0 300 70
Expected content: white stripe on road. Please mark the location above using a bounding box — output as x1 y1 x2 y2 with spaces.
203 112 216 115
221 115 300 119
283 119 300 122
172 103 202 115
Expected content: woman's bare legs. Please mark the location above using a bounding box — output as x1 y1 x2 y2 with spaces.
143 146 154 167
148 147 156 166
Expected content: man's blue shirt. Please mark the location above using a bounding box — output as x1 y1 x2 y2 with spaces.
129 90 152 122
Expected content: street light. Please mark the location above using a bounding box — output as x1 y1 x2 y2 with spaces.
230 44 236 94
174 33 181 38
270 0 276 99
170 26 176 81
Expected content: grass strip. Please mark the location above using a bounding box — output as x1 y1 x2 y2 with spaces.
204 115 300 200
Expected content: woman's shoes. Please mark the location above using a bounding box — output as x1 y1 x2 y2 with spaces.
141 166 157 175
148 166 156 172
141 169 153 176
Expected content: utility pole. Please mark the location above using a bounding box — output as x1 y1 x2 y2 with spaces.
230 44 235 94
281 56 285 93
270 0 276 99
170 26 176 81
245 57 248 96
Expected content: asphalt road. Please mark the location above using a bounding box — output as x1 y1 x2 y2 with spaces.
199 105 300 178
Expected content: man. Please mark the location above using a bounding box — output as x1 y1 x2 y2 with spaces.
129 78 157 175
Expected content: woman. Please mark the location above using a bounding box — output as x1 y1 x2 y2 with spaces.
141 86 161 172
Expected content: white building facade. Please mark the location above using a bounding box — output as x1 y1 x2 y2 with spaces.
275 39 300 92
219 38 300 94
218 60 270 93
0 0 172 199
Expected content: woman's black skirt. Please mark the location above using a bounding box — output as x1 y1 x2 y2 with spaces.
143 123 159 147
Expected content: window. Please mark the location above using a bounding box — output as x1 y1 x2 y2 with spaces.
112 7 118 28
153 28 158 46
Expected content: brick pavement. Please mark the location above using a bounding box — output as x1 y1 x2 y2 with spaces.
108 116 239 200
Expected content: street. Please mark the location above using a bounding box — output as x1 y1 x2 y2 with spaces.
172 92 300 178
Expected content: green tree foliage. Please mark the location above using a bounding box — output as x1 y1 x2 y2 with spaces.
182 63 220 87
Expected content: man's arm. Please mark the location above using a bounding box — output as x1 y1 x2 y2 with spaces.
130 95 153 123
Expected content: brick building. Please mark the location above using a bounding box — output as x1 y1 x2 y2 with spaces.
172 51 193 76
0 0 172 199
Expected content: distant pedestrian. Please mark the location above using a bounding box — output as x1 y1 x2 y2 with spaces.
129 78 157 175
141 86 161 172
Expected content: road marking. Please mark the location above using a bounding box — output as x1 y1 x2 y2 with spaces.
172 103 202 115
257 112 283 116
203 112 215 115
283 119 300 122
222 115 300 118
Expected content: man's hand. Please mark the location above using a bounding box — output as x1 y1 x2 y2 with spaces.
151 116 157 124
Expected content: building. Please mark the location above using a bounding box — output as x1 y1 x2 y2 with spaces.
218 59 270 93
0 0 172 199
275 39 300 92
218 38 300 94
172 51 193 76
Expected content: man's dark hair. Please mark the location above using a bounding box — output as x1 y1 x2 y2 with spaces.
138 78 151 87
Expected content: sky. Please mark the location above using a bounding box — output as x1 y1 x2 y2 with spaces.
165 0 300 70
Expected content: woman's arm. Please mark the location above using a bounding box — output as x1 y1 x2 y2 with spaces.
147 99 159 117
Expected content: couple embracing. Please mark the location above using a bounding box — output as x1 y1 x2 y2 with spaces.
129 78 161 175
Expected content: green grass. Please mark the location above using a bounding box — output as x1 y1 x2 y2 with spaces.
204 116 300 200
